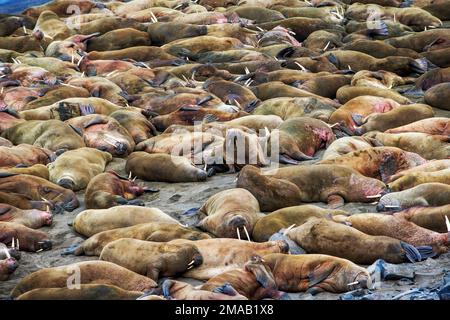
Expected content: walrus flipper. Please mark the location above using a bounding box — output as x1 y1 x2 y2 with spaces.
308 264 336 289
379 154 398 183
415 246 438 260
0 172 19 178
327 194 345 209
183 208 200 216
213 283 240 296
61 243 81 256
401 242 423 263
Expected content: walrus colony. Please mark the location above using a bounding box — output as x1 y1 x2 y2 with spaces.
0 0 450 301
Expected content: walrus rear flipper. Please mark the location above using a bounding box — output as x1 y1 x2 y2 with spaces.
276 46 295 59
161 280 173 299
379 154 397 183
399 0 414 7
0 172 18 178
244 100 260 113
61 243 81 256
401 242 422 263
351 113 366 126
367 20 389 37
213 283 240 297
416 246 438 259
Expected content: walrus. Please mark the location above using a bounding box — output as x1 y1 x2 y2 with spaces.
350 70 411 89
21 97 122 121
236 164 387 211
195 188 260 239
0 144 54 168
386 29 450 52
393 205 450 234
318 147 427 182
168 239 288 280
24 86 90 110
161 36 247 56
65 76 130 107
269 117 335 164
0 255 18 281
99 238 203 280
150 107 247 131
14 56 78 77
200 255 287 300
322 136 379 160
0 172 79 213
86 46 179 64
33 11 73 41
86 28 151 52
44 33 99 63
10 260 157 298
0 137 12 147
0 164 49 180
386 117 450 135
0 204 52 229
2 120 85 152
388 160 450 182
0 32 50 53
16 284 145 300
329 96 401 132
84 171 158 209
262 253 371 294
252 97 337 122
336 86 412 104
0 222 51 252
65 222 211 256
125 152 207 183
286 217 426 263
377 183 450 211
387 167 450 191
226 115 283 132
341 40 420 59
294 74 352 99
48 147 112 191
252 205 348 242
363 131 450 160
65 115 135 157
352 104 435 135
332 213 449 254
0 15 36 37
23 0 102 18
109 109 157 144
424 83 450 111
149 279 247 300
73 205 179 237
414 66 450 91
146 22 207 46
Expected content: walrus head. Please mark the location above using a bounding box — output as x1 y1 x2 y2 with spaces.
38 182 79 213
0 257 19 280
244 255 277 289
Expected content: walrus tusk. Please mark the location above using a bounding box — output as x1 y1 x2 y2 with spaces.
384 205 401 209
445 216 450 232
283 224 296 236
347 281 359 286
237 228 241 240
12 238 15 249
244 67 250 75
233 99 242 109
255 26 265 32
17 239 19 251
323 41 331 51
77 55 85 67
23 25 27 34
366 194 382 198
106 70 118 77
188 260 195 266
36 249 43 253
294 62 307 72
3 248 10 259
71 54 74 64
370 201 379 205
243 226 251 242
132 176 137 182
128 171 132 180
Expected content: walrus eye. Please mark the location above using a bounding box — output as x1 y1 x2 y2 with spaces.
43 187 51 193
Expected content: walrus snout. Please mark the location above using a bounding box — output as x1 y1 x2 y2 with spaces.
58 178 75 190
228 215 246 228
37 240 52 251
5 258 19 273
114 142 128 156
192 253 203 267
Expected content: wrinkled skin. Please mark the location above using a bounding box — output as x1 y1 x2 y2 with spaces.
0 257 19 281
0 203 52 229
0 222 52 252
0 144 53 167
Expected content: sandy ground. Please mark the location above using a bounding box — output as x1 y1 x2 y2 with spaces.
1 95 449 300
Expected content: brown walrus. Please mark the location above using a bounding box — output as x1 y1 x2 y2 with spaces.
336 86 411 105
84 171 158 209
9 260 157 298
66 115 135 157
393 205 450 234
322 136 379 160
363 131 450 160
236 165 386 211
0 222 51 252
0 164 49 180
33 10 73 41
146 22 207 46
0 137 12 147
125 152 207 183
23 0 101 18
385 117 450 135
99 238 203 280
424 83 450 111
351 104 435 135
86 28 151 52
0 204 52 229
149 279 247 300
377 183 450 211
169 238 289 280
286 217 426 264
16 284 144 300
48 147 112 191
109 109 157 144
262 253 371 295
387 168 450 192
332 213 449 255
195 188 260 239
0 172 79 213
269 117 335 164
1 120 85 152
252 205 348 242
72 205 179 237
65 222 211 256
318 147 427 182
22 86 90 110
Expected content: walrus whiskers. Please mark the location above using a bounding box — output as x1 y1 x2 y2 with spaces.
237 228 241 240
243 226 251 242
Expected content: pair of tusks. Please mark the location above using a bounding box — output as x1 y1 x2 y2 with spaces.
127 171 137 182
330 6 344 19
236 226 251 242
187 259 196 270
11 237 19 251
11 58 21 65
150 11 158 23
